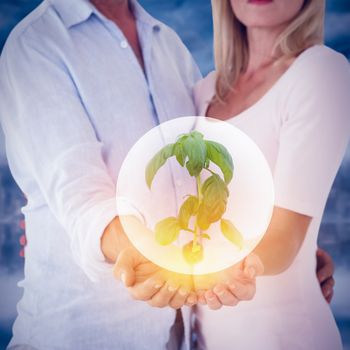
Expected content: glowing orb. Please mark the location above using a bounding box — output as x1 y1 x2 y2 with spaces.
116 116 274 275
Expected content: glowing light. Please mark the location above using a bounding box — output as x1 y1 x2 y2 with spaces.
117 117 274 275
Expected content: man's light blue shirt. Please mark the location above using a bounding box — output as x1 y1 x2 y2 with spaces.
0 0 202 348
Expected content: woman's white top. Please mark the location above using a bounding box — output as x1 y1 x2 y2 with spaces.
193 45 350 350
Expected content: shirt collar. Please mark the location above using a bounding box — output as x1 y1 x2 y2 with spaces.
49 0 93 28
130 0 161 29
50 0 161 31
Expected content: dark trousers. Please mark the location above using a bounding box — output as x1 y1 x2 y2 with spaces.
166 309 185 350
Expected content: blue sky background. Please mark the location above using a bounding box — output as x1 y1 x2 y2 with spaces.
0 1 349 349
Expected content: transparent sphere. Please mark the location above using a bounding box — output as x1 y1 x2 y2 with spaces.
117 116 274 275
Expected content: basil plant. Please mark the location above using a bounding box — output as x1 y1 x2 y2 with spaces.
145 131 243 264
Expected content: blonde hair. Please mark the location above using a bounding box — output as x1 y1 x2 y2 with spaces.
211 0 325 101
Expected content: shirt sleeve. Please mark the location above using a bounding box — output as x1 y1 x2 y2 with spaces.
0 31 139 282
164 25 203 90
273 49 350 217
193 71 216 115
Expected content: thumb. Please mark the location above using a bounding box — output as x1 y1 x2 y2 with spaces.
114 247 137 287
243 253 264 279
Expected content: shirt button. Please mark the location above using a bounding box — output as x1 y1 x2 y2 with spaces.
120 40 128 49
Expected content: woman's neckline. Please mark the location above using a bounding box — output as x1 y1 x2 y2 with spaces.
204 45 323 123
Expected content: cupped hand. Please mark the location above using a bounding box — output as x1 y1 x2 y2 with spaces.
193 252 264 310
316 248 335 303
114 245 196 309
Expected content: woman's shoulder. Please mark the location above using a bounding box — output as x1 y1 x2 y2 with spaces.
193 71 217 115
279 45 350 108
280 44 350 123
291 45 349 83
301 44 348 62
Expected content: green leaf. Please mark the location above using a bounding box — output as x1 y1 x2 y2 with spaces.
176 133 190 143
155 217 181 245
197 174 229 229
205 140 233 184
173 142 186 167
200 233 211 240
145 143 174 188
220 218 244 249
201 174 229 202
197 204 212 230
182 240 204 264
192 243 202 253
182 131 207 177
178 195 199 229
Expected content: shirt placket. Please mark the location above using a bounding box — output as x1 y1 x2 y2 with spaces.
136 21 165 128
94 13 182 218
98 14 162 129
136 21 185 218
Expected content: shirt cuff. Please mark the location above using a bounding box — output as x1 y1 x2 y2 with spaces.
274 193 322 219
77 196 145 283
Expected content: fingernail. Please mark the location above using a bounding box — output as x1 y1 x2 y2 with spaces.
319 273 325 281
248 267 256 278
154 281 163 289
187 296 195 304
121 272 126 284
198 297 206 305
229 283 236 290
179 288 188 296
213 286 224 295
207 291 215 300
168 284 177 292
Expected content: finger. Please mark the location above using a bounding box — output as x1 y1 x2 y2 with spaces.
317 248 333 264
213 284 238 306
205 290 222 310
322 276 335 289
148 281 179 308
227 280 256 301
321 277 335 301
317 266 334 284
128 274 164 301
169 287 190 309
317 248 334 269
19 220 26 231
243 253 264 279
19 234 26 246
196 290 207 305
316 247 324 258
316 254 334 284
114 248 137 287
326 290 334 304
193 274 216 292
185 292 197 307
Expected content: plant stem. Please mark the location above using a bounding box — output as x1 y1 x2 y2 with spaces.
193 175 202 251
196 175 202 199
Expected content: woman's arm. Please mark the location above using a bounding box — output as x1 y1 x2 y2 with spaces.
191 207 310 308
253 206 311 275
